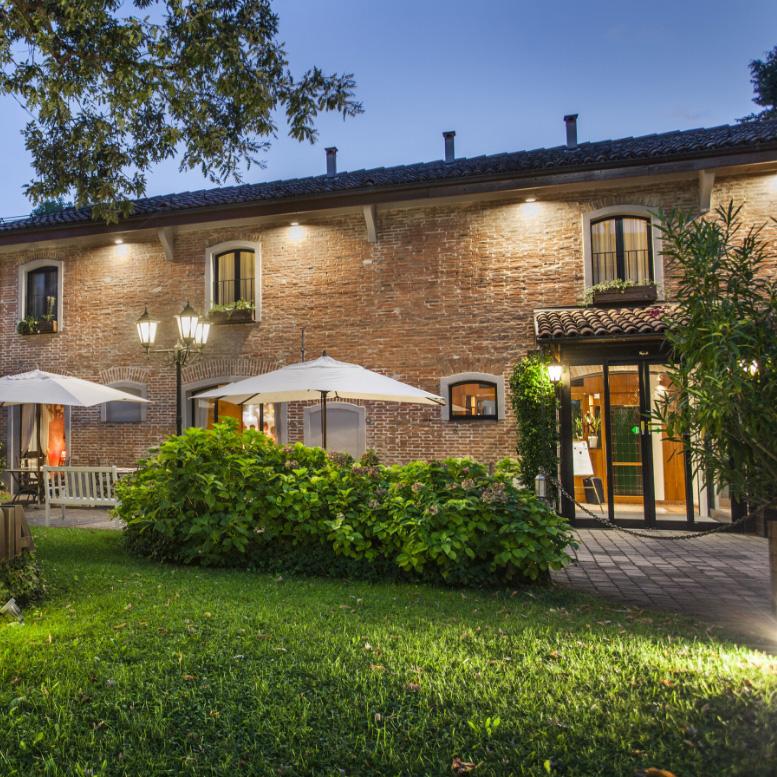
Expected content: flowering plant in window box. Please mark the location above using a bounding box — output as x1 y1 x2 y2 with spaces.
209 299 255 324
585 280 658 306
17 315 58 335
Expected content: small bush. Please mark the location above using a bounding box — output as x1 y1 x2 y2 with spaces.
117 424 573 585
0 552 46 605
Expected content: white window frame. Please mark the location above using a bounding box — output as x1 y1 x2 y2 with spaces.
439 372 505 422
101 381 148 423
204 240 262 320
303 402 367 456
582 206 664 298
18 259 65 329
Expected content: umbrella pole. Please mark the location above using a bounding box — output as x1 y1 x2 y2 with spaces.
320 390 328 449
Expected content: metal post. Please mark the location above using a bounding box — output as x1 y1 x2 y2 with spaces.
320 390 328 449
175 353 183 436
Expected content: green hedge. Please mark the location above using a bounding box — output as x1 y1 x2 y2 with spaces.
0 551 46 605
117 424 573 585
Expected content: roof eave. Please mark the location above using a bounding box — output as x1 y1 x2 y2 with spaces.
3 143 777 247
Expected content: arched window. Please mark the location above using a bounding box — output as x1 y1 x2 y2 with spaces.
590 216 653 285
304 402 366 457
213 248 256 307
18 259 64 330
102 382 147 424
449 381 498 420
439 372 505 422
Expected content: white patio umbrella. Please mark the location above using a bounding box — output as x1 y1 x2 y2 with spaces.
0 370 152 408
0 370 150 471
194 353 444 448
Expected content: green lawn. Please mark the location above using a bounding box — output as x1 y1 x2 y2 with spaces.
1 530 775 776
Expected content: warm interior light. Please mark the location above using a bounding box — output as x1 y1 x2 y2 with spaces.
114 238 124 245
175 301 199 345
525 196 537 203
136 306 159 350
547 363 563 383
290 221 299 226
193 318 211 347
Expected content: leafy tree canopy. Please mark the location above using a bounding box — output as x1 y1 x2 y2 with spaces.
741 45 777 122
0 1 362 222
29 196 73 215
656 203 777 514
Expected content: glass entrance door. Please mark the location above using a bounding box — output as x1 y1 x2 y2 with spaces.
569 360 692 527
604 365 649 522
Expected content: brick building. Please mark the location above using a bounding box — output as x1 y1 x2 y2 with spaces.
2 116 777 527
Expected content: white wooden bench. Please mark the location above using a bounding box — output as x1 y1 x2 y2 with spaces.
42 466 120 525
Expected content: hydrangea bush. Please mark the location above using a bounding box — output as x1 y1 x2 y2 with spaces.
117 424 573 585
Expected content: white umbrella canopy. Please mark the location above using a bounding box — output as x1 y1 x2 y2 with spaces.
194 354 444 448
0 370 151 407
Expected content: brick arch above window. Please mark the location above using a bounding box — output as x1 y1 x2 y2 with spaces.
204 239 262 320
98 366 151 386
180 356 280 386
17 258 64 329
581 205 664 297
439 372 505 422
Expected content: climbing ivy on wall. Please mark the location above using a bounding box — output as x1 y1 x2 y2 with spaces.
509 353 558 501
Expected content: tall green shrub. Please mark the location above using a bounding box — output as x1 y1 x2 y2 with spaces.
657 202 777 514
509 354 558 499
116 424 573 585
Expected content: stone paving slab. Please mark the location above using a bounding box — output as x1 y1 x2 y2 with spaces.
552 528 777 648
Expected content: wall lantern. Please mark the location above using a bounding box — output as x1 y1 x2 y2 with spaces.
547 362 563 384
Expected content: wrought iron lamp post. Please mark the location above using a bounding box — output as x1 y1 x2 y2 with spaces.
136 302 211 435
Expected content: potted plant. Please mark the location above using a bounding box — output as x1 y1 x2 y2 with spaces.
574 415 584 441
585 412 601 449
209 299 255 324
16 315 40 335
37 295 58 333
585 279 658 306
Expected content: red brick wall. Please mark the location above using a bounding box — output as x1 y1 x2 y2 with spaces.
0 172 773 466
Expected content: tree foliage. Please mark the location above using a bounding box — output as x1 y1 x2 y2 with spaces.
656 202 777 513
509 353 558 500
0 1 362 222
741 44 777 122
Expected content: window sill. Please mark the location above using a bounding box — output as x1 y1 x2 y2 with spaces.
449 417 499 423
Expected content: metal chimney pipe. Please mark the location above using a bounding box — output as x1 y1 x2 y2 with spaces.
564 114 578 149
325 146 338 176
443 131 456 162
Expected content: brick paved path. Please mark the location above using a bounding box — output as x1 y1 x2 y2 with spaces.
552 529 777 647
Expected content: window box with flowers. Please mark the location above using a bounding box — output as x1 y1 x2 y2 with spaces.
585 279 658 307
17 294 59 335
209 300 255 325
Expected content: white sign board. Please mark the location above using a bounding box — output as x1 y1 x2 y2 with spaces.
572 441 594 477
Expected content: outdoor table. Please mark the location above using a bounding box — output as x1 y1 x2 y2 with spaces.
4 468 44 504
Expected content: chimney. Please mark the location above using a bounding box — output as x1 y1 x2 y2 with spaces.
325 146 337 176
564 114 578 149
443 130 456 162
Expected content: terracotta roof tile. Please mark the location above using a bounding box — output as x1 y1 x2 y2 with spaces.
3 119 777 234
534 305 672 340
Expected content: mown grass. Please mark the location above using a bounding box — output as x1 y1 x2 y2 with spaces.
0 529 775 776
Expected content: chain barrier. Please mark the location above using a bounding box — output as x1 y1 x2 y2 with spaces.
546 474 752 541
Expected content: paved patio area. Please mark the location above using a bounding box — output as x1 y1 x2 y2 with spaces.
553 528 777 648
24 506 123 530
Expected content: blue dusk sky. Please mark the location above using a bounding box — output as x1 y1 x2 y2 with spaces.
0 0 775 218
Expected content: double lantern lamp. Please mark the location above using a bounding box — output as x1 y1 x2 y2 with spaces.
136 302 210 351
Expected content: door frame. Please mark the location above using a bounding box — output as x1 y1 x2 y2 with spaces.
558 344 694 528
